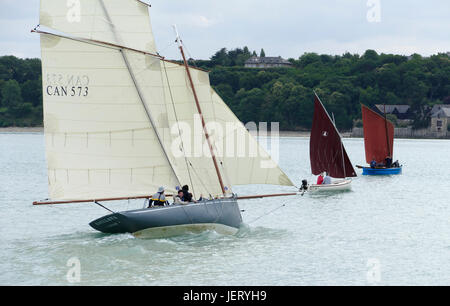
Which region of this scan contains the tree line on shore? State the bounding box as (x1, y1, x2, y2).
(0, 48, 449, 130)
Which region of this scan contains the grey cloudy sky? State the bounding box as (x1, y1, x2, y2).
(1, 0, 449, 60)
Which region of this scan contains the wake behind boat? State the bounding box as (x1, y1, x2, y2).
(300, 93, 357, 194)
(32, 0, 298, 239)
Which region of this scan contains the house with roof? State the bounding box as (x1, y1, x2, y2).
(244, 56, 292, 68)
(374, 105, 411, 120)
(430, 105, 450, 132)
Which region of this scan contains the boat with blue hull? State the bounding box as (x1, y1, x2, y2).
(362, 167, 402, 176)
(360, 104, 402, 176)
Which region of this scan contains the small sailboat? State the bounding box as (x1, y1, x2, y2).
(301, 93, 357, 193)
(359, 104, 402, 175)
(32, 0, 297, 238)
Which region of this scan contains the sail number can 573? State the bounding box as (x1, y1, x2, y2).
(45, 73, 89, 97)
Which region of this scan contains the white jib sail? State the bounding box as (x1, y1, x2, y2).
(154, 62, 294, 199)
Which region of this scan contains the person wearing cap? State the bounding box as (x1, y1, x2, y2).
(148, 186, 168, 208)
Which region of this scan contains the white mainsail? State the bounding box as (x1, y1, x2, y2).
(40, 35, 179, 200)
(38, 0, 293, 202)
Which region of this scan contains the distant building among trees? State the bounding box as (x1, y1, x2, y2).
(244, 56, 292, 68)
(374, 105, 411, 120)
(430, 105, 450, 132)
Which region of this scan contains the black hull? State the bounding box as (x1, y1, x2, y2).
(89, 198, 243, 238)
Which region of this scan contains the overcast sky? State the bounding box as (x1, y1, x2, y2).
(1, 0, 449, 60)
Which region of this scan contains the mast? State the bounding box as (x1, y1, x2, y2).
(332, 112, 347, 178)
(173, 25, 226, 195)
(383, 104, 392, 157)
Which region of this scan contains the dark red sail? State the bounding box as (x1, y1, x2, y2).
(361, 104, 394, 164)
(310, 95, 357, 178)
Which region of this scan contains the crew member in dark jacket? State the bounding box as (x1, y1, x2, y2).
(385, 156, 393, 168)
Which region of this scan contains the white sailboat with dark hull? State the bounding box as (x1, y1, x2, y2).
(33, 0, 296, 238)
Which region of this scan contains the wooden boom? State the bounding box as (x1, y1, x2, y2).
(33, 192, 298, 206)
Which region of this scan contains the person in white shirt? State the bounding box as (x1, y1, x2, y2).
(173, 190, 189, 205)
(323, 173, 332, 185)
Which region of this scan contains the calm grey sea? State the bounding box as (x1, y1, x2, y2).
(0, 133, 449, 286)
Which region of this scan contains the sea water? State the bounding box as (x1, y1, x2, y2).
(0, 133, 449, 285)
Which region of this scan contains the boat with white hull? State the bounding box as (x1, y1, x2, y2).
(301, 93, 357, 194)
(307, 179, 353, 192)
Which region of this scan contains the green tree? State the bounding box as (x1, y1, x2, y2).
(260, 49, 266, 58)
(1, 79, 23, 108)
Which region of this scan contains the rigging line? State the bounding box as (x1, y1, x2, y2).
(94, 201, 115, 214)
(180, 205, 194, 225)
(135, 0, 151, 8)
(219, 160, 232, 193)
(98, 0, 181, 187)
(158, 40, 177, 56)
(181, 40, 199, 68)
(247, 203, 287, 225)
(162, 60, 195, 197)
(211, 199, 222, 223)
(174, 25, 225, 194)
(188, 162, 212, 199)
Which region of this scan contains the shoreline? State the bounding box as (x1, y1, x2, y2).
(0, 127, 44, 133)
(0, 128, 328, 137)
(1, 127, 448, 140)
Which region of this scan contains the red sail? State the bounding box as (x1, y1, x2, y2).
(361, 104, 394, 164)
(310, 95, 357, 178)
